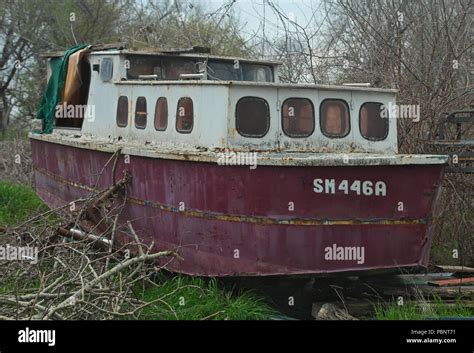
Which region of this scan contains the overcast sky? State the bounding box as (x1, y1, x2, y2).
(201, 0, 325, 39)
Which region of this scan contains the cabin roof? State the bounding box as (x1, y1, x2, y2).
(118, 50, 283, 66)
(39, 45, 282, 66)
(115, 79, 398, 93)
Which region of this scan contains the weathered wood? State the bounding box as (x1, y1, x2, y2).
(312, 303, 358, 320)
(40, 43, 126, 58)
(408, 300, 474, 308)
(428, 277, 474, 287)
(161, 46, 211, 54)
(396, 273, 454, 285)
(312, 301, 376, 319)
(378, 286, 474, 298)
(39, 51, 64, 58)
(57, 227, 112, 252)
(357, 274, 474, 298)
(90, 43, 125, 51)
(435, 265, 474, 274)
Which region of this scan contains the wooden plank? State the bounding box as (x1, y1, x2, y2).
(377, 285, 474, 299)
(39, 51, 65, 58)
(312, 301, 376, 319)
(435, 265, 474, 273)
(429, 277, 474, 287)
(311, 303, 359, 320)
(397, 273, 454, 285)
(90, 43, 125, 51)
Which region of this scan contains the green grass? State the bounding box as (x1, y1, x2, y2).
(0, 129, 29, 141)
(0, 279, 18, 295)
(136, 275, 276, 320)
(430, 242, 463, 266)
(375, 296, 474, 320)
(0, 181, 47, 226)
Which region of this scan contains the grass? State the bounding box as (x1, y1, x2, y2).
(430, 241, 463, 266)
(0, 128, 29, 141)
(0, 181, 47, 226)
(375, 296, 474, 320)
(136, 275, 276, 320)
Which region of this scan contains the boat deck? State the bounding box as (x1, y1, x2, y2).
(30, 132, 448, 167)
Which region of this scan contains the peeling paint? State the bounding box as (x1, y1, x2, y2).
(30, 133, 448, 166)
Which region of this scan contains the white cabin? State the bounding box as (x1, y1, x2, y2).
(42, 48, 399, 155)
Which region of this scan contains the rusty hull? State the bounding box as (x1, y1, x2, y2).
(30, 138, 445, 277)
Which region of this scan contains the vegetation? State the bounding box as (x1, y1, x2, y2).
(375, 296, 474, 320)
(0, 181, 47, 225)
(137, 275, 275, 320)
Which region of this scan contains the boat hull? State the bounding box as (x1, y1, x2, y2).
(30, 138, 445, 276)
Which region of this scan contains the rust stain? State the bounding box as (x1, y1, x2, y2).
(35, 165, 426, 227)
(129, 94, 133, 127)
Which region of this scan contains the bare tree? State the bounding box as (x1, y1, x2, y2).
(121, 0, 248, 56)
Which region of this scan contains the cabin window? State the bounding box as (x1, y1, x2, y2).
(126, 56, 163, 80)
(162, 58, 196, 80)
(176, 98, 193, 133)
(207, 61, 242, 80)
(242, 64, 273, 82)
(236, 97, 270, 137)
(126, 56, 198, 80)
(116, 96, 128, 127)
(360, 102, 388, 140)
(320, 99, 350, 138)
(154, 97, 168, 131)
(100, 58, 113, 81)
(135, 97, 147, 129)
(282, 98, 314, 137)
(207, 61, 274, 82)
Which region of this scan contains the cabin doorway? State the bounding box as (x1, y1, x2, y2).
(55, 49, 91, 129)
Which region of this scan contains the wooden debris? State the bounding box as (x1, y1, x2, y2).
(57, 227, 113, 251)
(312, 303, 358, 320)
(312, 301, 376, 319)
(428, 277, 474, 287)
(435, 265, 474, 274)
(309, 274, 474, 320)
(378, 285, 474, 298)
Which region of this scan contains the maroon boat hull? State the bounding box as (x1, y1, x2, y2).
(31, 139, 444, 276)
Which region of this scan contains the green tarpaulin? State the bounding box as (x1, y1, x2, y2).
(36, 44, 89, 133)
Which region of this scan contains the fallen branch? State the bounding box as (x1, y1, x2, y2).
(40, 250, 177, 320)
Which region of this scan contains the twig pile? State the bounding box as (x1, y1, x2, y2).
(0, 172, 179, 320)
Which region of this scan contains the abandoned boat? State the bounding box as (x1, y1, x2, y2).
(30, 45, 448, 276)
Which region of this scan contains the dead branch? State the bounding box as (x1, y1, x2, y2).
(0, 164, 180, 321)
